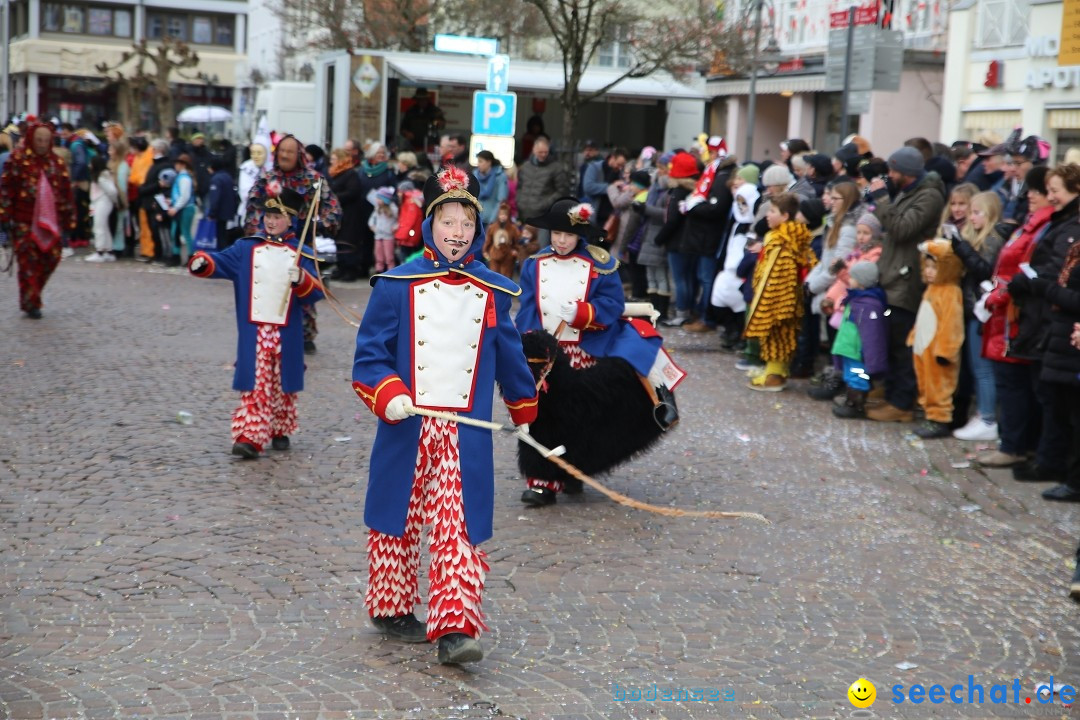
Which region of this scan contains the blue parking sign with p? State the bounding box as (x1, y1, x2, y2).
(472, 92, 516, 137)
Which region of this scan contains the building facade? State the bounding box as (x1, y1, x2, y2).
(708, 0, 948, 162)
(2, 0, 248, 130)
(941, 0, 1080, 162)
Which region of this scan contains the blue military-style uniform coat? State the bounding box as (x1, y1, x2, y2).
(516, 239, 662, 377)
(352, 216, 538, 545)
(190, 232, 324, 394)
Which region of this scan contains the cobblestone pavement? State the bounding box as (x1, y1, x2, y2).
(2, 253, 1079, 720)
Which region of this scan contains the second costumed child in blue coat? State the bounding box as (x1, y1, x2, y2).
(188, 187, 324, 458)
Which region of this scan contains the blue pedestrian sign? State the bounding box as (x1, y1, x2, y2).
(487, 55, 510, 92)
(471, 91, 517, 137)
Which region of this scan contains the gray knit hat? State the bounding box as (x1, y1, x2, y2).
(856, 212, 883, 241)
(761, 164, 794, 187)
(849, 261, 879, 288)
(887, 147, 925, 177)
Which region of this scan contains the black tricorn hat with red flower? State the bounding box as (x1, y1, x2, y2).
(423, 165, 483, 217)
(523, 196, 606, 239)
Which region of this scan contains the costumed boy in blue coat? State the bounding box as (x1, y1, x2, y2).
(515, 197, 686, 506)
(188, 187, 324, 458)
(352, 166, 538, 665)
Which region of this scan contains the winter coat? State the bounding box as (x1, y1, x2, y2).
(789, 177, 817, 200)
(805, 210, 858, 314)
(637, 181, 671, 268)
(982, 206, 1053, 364)
(1008, 196, 1080, 360)
(90, 170, 118, 216)
(871, 171, 946, 313)
(679, 156, 736, 257)
(475, 165, 508, 225)
(206, 169, 239, 222)
(367, 203, 398, 241)
(737, 250, 759, 305)
(607, 182, 640, 258)
(1039, 241, 1080, 386)
(712, 183, 761, 311)
(328, 167, 363, 252)
(653, 178, 697, 254)
(952, 228, 1005, 320)
(831, 285, 889, 374)
(825, 245, 883, 311)
(517, 155, 567, 220)
(394, 190, 424, 248)
(581, 157, 620, 226)
(356, 162, 397, 237)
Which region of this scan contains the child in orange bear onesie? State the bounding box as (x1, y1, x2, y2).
(909, 239, 964, 439)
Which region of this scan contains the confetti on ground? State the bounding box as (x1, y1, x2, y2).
(919, 468, 929, 476)
(166, 515, 180, 521)
(951, 461, 971, 469)
(895, 661, 919, 670)
(334, 436, 352, 442)
(960, 504, 981, 513)
(737, 434, 751, 442)
(162, 305, 170, 310)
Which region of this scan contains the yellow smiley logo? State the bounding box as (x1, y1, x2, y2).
(848, 678, 876, 708)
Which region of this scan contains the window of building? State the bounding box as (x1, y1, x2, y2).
(192, 16, 212, 43)
(146, 11, 234, 44)
(215, 17, 233, 46)
(9, 1, 30, 36)
(42, 3, 132, 36)
(87, 7, 111, 34)
(976, 0, 1029, 48)
(597, 25, 631, 68)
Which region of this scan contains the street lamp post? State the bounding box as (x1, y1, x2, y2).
(745, 0, 782, 163)
(744, 0, 764, 164)
(839, 4, 856, 142)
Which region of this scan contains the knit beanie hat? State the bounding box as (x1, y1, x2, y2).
(668, 151, 700, 179)
(798, 197, 826, 231)
(375, 186, 395, 204)
(761, 164, 794, 187)
(629, 169, 652, 188)
(856, 212, 883, 241)
(888, 147, 925, 176)
(849, 261, 879, 288)
(737, 164, 760, 186)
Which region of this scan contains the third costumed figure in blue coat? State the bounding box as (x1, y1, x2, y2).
(515, 197, 686, 506)
(352, 166, 538, 665)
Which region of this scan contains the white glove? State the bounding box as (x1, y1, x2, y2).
(558, 300, 578, 322)
(516, 423, 530, 436)
(189, 255, 208, 273)
(384, 394, 412, 422)
(288, 266, 301, 285)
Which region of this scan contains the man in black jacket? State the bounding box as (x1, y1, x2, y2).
(138, 139, 173, 261)
(680, 153, 736, 332)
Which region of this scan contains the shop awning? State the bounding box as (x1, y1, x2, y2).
(383, 52, 706, 101)
(962, 110, 1022, 130)
(1048, 108, 1080, 129)
(704, 73, 827, 96)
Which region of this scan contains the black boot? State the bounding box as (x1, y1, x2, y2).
(653, 294, 670, 324)
(231, 441, 259, 459)
(437, 632, 483, 664)
(271, 435, 290, 451)
(521, 487, 557, 506)
(654, 385, 679, 430)
(832, 388, 867, 419)
(371, 613, 428, 643)
(810, 373, 845, 401)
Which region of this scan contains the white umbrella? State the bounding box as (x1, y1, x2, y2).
(177, 105, 232, 123)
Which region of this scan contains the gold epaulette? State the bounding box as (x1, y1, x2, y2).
(586, 245, 619, 274)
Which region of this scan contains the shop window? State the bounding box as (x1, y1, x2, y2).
(976, 0, 1028, 48)
(147, 11, 233, 44)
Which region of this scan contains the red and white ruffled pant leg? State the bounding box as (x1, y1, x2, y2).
(526, 344, 597, 493)
(366, 416, 488, 642)
(231, 325, 297, 452)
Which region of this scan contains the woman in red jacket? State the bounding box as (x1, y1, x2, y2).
(976, 166, 1053, 467)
